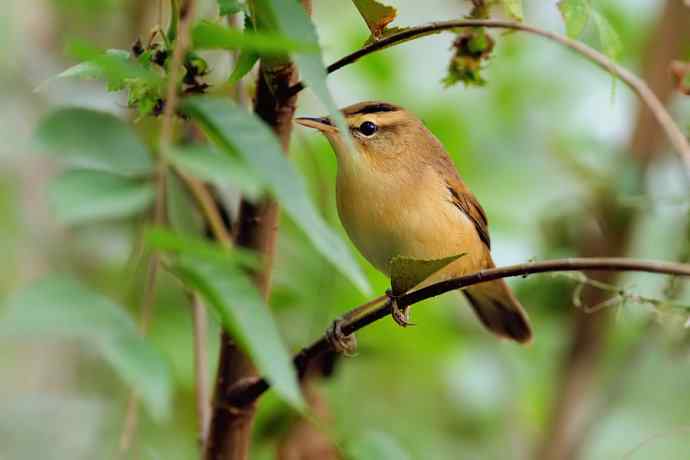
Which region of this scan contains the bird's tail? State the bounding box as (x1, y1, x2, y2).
(463, 277, 532, 344)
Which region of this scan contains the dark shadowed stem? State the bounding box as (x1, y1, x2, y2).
(204, 3, 310, 458)
(222, 257, 690, 406)
(286, 19, 690, 173)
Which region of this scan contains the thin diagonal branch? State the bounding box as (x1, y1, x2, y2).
(222, 257, 690, 406)
(286, 19, 690, 173)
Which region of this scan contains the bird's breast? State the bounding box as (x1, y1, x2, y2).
(336, 162, 484, 276)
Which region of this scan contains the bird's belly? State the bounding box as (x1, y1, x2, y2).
(337, 172, 484, 277)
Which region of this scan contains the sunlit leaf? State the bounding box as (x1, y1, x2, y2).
(49, 169, 155, 225)
(389, 254, 464, 296)
(1, 276, 172, 420)
(228, 50, 259, 84)
(145, 226, 259, 269)
(166, 144, 264, 201)
(592, 10, 622, 60)
(345, 431, 411, 460)
(34, 108, 153, 176)
(172, 255, 304, 410)
(557, 0, 591, 38)
(500, 0, 524, 21)
(183, 97, 370, 295)
(351, 0, 397, 39)
(257, 0, 355, 152)
(192, 21, 318, 54)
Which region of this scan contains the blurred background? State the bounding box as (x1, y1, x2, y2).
(2, 0, 690, 459)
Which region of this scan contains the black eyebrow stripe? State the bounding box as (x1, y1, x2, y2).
(351, 103, 400, 115)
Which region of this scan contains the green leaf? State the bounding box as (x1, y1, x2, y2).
(192, 21, 317, 54)
(258, 0, 355, 152)
(49, 170, 155, 225)
(1, 276, 172, 420)
(228, 50, 259, 84)
(218, 0, 244, 16)
(501, 0, 524, 21)
(66, 41, 163, 91)
(165, 144, 264, 200)
(183, 97, 370, 295)
(351, 0, 397, 39)
(172, 255, 304, 410)
(166, 171, 205, 236)
(389, 253, 465, 296)
(145, 226, 259, 270)
(557, 0, 591, 38)
(345, 432, 411, 460)
(592, 10, 622, 60)
(34, 107, 154, 176)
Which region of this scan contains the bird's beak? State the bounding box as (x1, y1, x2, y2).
(295, 116, 338, 134)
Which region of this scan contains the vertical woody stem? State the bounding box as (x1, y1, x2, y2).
(204, 4, 310, 459)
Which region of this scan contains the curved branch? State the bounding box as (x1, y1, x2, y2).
(222, 257, 690, 406)
(287, 19, 690, 174)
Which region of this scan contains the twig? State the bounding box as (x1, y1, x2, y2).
(175, 170, 233, 247)
(192, 292, 211, 449)
(118, 0, 198, 454)
(221, 257, 690, 407)
(286, 19, 690, 174)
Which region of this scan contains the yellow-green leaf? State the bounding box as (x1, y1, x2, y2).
(592, 10, 622, 60)
(501, 0, 524, 22)
(389, 254, 465, 296)
(352, 0, 397, 39)
(557, 0, 591, 38)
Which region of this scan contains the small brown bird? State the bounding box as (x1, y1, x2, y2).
(296, 101, 531, 343)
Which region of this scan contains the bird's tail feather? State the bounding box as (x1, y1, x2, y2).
(463, 279, 532, 344)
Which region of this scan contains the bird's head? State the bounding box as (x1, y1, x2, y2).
(296, 101, 430, 173)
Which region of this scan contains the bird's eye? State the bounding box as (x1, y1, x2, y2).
(358, 121, 378, 137)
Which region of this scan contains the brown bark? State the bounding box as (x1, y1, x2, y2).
(535, 3, 690, 459)
(204, 4, 312, 459)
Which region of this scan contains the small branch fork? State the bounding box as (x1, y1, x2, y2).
(286, 19, 690, 174)
(218, 257, 690, 407)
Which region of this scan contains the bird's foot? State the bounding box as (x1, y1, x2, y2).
(326, 317, 357, 356)
(387, 290, 414, 327)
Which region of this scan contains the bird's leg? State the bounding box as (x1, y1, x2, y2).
(387, 289, 414, 327)
(325, 294, 388, 355)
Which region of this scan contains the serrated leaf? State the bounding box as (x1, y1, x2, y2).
(172, 255, 304, 410)
(258, 0, 355, 152)
(229, 50, 259, 84)
(34, 108, 153, 176)
(1, 276, 172, 420)
(557, 0, 591, 38)
(183, 97, 370, 295)
(389, 253, 465, 296)
(145, 226, 259, 270)
(592, 10, 622, 60)
(165, 144, 264, 200)
(192, 21, 318, 54)
(49, 169, 155, 225)
(501, 0, 524, 21)
(218, 0, 244, 16)
(352, 0, 397, 39)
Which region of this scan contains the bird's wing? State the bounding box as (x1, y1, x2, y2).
(446, 181, 491, 249)
(425, 137, 491, 250)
